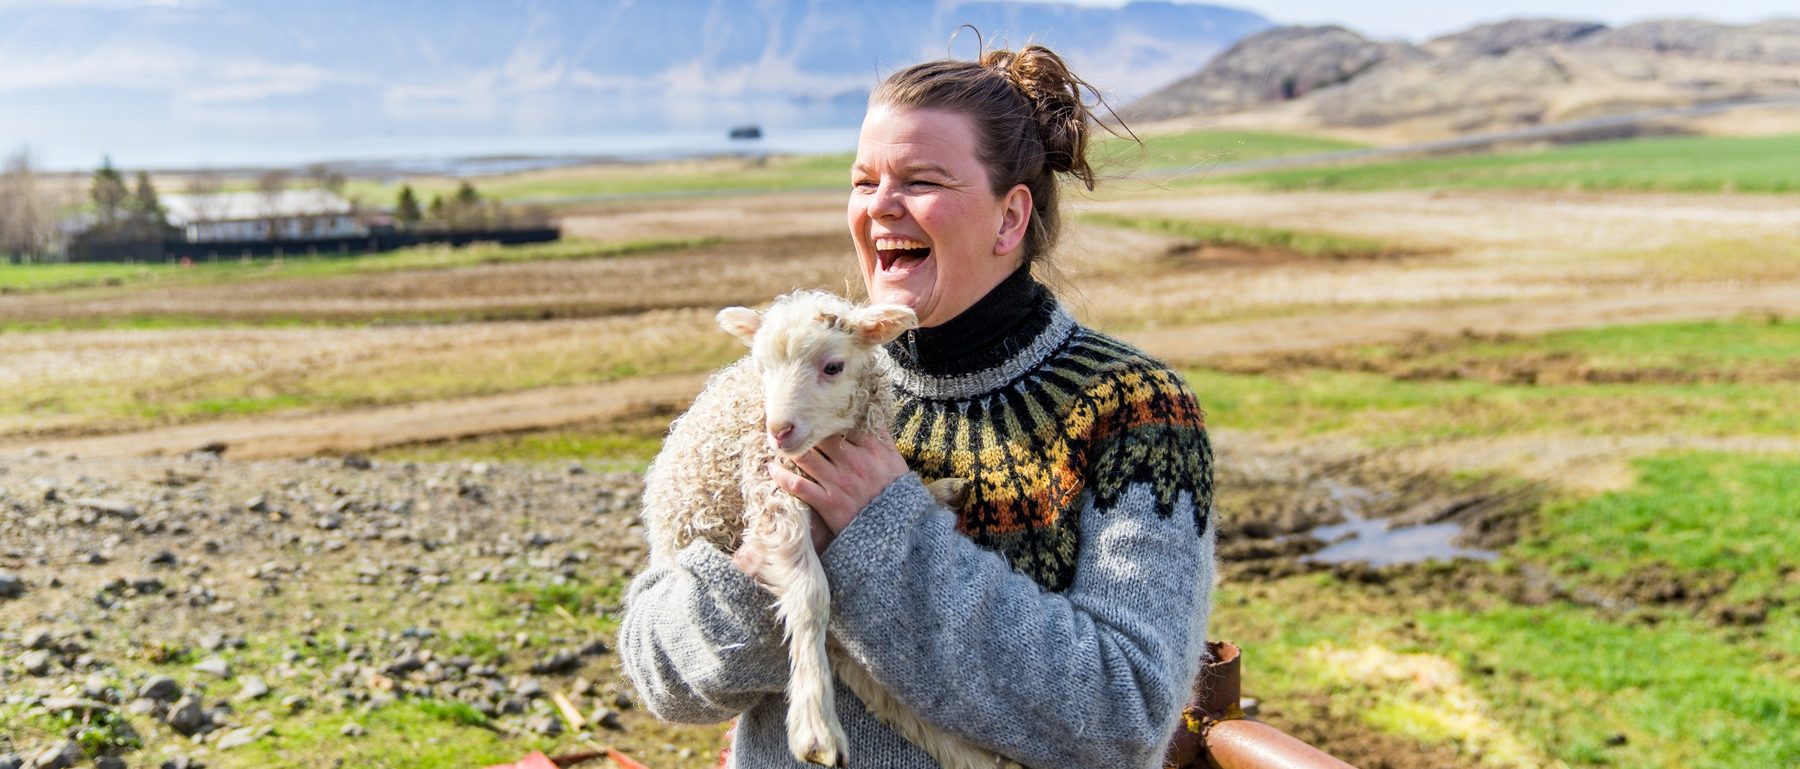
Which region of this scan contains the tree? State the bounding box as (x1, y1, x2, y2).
(91, 156, 129, 229)
(184, 169, 225, 241)
(395, 185, 422, 225)
(427, 194, 446, 224)
(306, 163, 347, 196)
(129, 171, 168, 238)
(0, 148, 52, 262)
(257, 169, 291, 239)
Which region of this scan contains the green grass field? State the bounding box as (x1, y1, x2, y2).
(0, 237, 714, 295)
(1184, 317, 1800, 445)
(1082, 212, 1409, 260)
(1208, 132, 1800, 193)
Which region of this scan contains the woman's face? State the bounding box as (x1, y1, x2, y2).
(848, 104, 1029, 328)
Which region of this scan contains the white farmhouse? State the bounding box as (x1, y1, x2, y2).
(162, 189, 363, 243)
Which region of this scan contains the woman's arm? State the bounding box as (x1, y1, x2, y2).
(615, 541, 791, 723)
(818, 473, 1214, 769)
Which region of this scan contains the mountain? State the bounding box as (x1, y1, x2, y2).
(0, 0, 1269, 168)
(1126, 17, 1800, 136)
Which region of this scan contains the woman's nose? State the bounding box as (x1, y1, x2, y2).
(869, 181, 904, 219)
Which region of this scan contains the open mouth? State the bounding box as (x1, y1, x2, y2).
(874, 236, 931, 271)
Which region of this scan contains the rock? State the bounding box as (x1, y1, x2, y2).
(0, 572, 24, 599)
(94, 758, 126, 769)
(165, 696, 208, 735)
(126, 698, 159, 716)
(72, 497, 139, 520)
(215, 727, 259, 750)
(382, 653, 425, 677)
(23, 628, 54, 650)
(40, 698, 111, 716)
(193, 656, 232, 679)
(577, 639, 611, 657)
(138, 675, 181, 701)
(339, 723, 367, 737)
(82, 673, 111, 699)
(145, 550, 178, 568)
(316, 516, 341, 531)
(20, 649, 53, 676)
(511, 679, 544, 699)
(244, 495, 269, 512)
(524, 713, 563, 736)
(280, 695, 309, 713)
(159, 757, 199, 769)
(197, 631, 226, 652)
(530, 651, 581, 675)
(22, 741, 80, 769)
(0, 753, 19, 769)
(342, 454, 372, 470)
(592, 708, 624, 731)
(236, 676, 270, 701)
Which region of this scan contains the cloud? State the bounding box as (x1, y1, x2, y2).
(0, 40, 339, 103)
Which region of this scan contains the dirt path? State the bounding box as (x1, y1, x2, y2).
(9, 280, 1792, 460)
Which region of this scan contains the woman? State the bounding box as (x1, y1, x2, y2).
(619, 44, 1216, 769)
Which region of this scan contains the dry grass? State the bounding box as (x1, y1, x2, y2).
(0, 310, 741, 439)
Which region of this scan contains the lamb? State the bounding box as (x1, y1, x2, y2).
(637, 289, 1004, 769)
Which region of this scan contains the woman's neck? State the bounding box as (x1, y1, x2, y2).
(886, 264, 1056, 378)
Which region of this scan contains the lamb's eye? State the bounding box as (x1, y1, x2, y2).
(822, 361, 845, 376)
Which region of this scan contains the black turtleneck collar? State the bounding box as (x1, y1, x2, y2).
(885, 264, 1058, 378)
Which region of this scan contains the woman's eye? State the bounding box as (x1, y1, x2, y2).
(822, 361, 845, 376)
(853, 180, 877, 190)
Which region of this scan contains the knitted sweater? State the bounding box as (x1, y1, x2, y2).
(618, 267, 1217, 769)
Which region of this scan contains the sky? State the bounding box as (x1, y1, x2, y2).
(1055, 0, 1796, 41)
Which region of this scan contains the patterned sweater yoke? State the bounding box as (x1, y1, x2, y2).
(881, 266, 1214, 591)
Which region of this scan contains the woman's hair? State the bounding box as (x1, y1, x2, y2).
(871, 44, 1109, 267)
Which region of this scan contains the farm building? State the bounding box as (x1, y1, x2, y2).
(162, 189, 363, 243)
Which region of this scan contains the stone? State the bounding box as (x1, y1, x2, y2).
(592, 708, 624, 731)
(236, 677, 270, 701)
(159, 757, 198, 769)
(529, 651, 581, 675)
(342, 454, 372, 470)
(244, 495, 269, 513)
(339, 723, 367, 737)
(197, 631, 226, 652)
(215, 727, 258, 750)
(511, 678, 543, 699)
(193, 656, 232, 679)
(145, 550, 178, 567)
(22, 628, 53, 650)
(94, 758, 126, 769)
(72, 498, 139, 520)
(0, 753, 19, 769)
(524, 713, 563, 736)
(22, 741, 80, 769)
(138, 675, 181, 701)
(577, 638, 610, 657)
(0, 572, 24, 599)
(20, 649, 53, 676)
(165, 696, 207, 735)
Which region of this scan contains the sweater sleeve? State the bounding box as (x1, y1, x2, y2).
(820, 470, 1215, 769)
(616, 540, 791, 724)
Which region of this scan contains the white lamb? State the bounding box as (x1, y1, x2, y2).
(638, 290, 1004, 769)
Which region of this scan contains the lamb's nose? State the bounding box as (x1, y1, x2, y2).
(768, 422, 795, 445)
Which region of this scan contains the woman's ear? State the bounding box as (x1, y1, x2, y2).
(994, 183, 1032, 256)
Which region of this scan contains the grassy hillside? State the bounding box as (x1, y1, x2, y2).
(1208, 133, 1800, 193)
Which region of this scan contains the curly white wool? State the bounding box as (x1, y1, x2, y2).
(637, 290, 1002, 769)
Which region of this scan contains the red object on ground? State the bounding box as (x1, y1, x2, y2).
(483, 752, 559, 769)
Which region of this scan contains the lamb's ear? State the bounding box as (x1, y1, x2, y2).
(716, 307, 762, 345)
(850, 304, 917, 346)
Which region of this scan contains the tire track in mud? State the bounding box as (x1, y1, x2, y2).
(6, 281, 1795, 459)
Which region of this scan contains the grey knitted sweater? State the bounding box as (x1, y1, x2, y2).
(619, 272, 1216, 769)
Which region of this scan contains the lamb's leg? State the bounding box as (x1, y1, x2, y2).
(830, 646, 1016, 769)
(749, 497, 848, 767)
(925, 477, 971, 509)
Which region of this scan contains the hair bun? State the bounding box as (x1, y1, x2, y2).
(981, 45, 1097, 190)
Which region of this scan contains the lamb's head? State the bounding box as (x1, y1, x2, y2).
(717, 291, 916, 457)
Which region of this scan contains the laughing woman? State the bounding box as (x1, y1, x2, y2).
(619, 44, 1216, 769)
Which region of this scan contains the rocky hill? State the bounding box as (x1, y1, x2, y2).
(1127, 17, 1800, 136)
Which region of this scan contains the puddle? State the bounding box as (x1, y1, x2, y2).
(1302, 479, 1498, 566)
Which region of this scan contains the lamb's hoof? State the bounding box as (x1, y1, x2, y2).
(790, 718, 849, 767)
(926, 477, 971, 509)
(801, 746, 847, 767)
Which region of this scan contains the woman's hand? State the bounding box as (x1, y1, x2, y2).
(769, 430, 908, 552)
